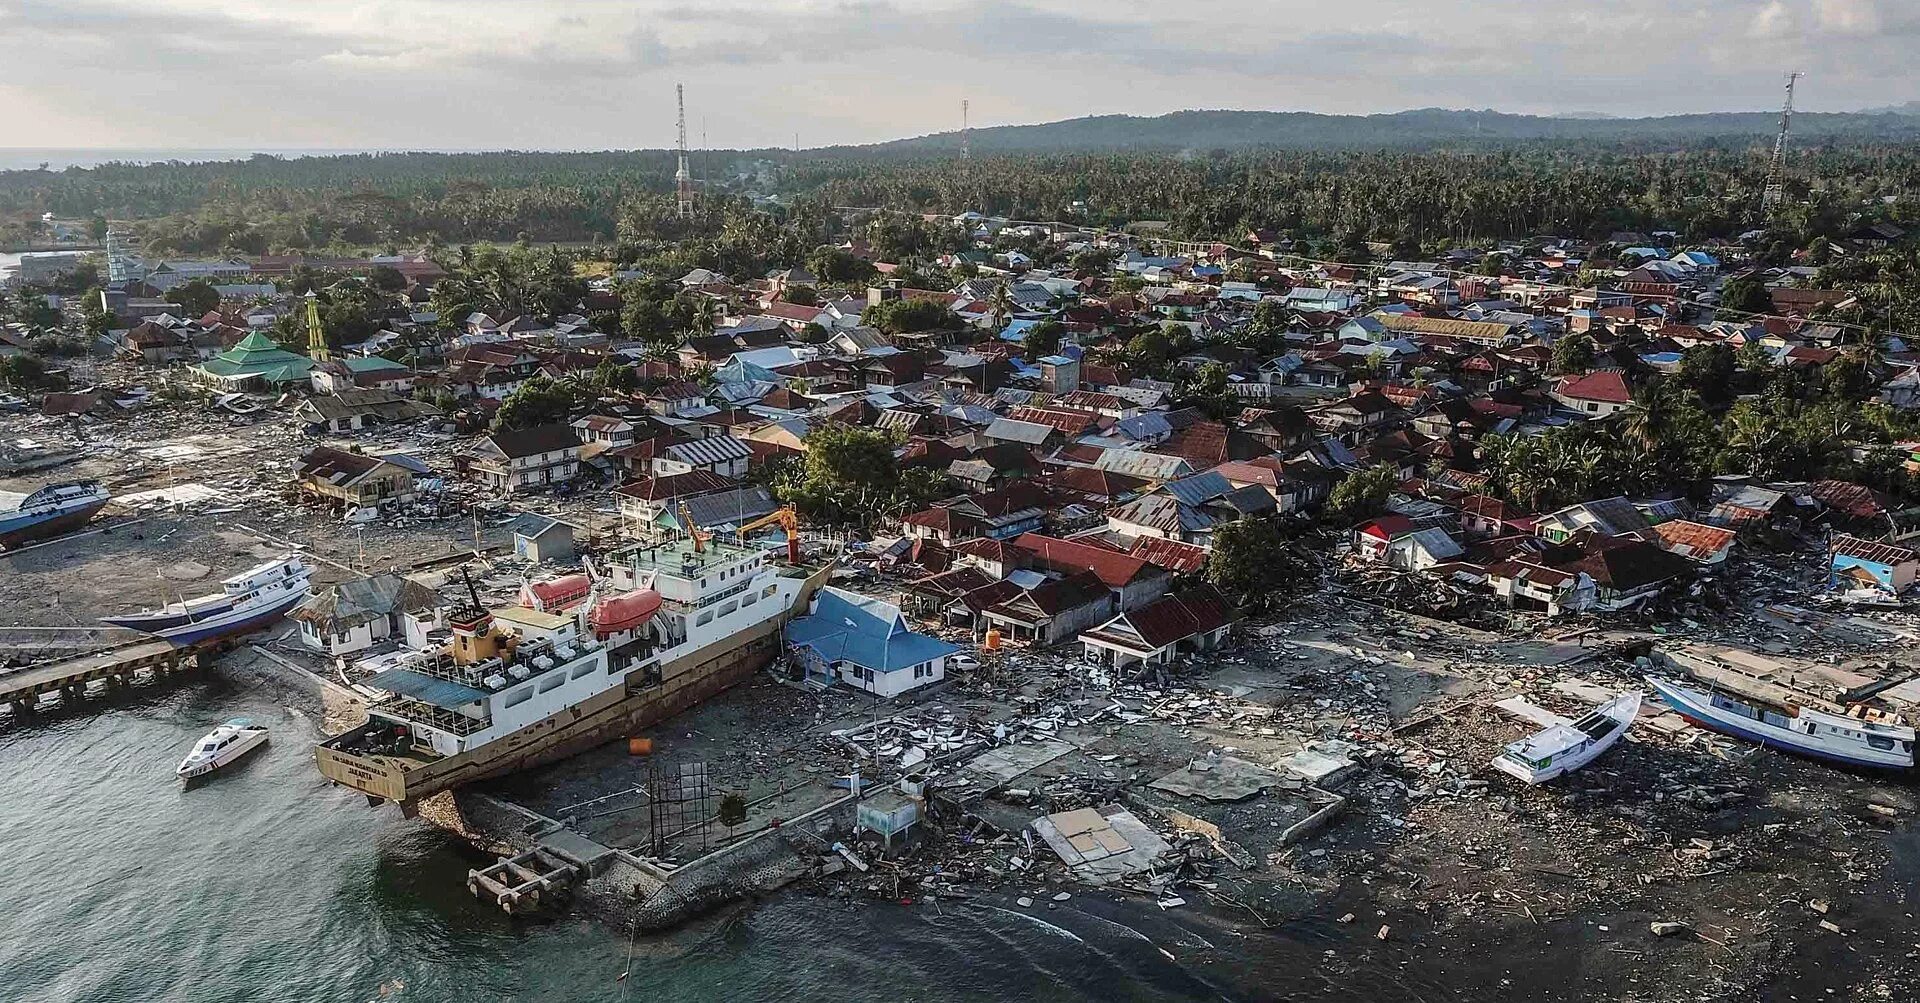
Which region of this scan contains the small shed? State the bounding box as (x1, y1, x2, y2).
(510, 515, 576, 563)
(855, 791, 922, 850)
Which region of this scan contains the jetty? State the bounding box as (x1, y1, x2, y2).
(0, 639, 201, 716)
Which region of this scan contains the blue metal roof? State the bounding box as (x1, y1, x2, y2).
(785, 587, 959, 673)
(1162, 471, 1234, 506)
(367, 667, 489, 709)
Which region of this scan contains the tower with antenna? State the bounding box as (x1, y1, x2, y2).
(675, 83, 694, 220)
(1760, 71, 1802, 220)
(961, 99, 970, 160)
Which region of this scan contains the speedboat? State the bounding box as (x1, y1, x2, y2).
(177, 718, 270, 781)
(1492, 691, 1641, 784)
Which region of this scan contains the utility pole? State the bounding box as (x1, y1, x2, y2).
(960, 99, 971, 160)
(1760, 71, 1802, 221)
(675, 84, 694, 220)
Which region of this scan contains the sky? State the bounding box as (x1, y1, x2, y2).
(1, 0, 1916, 151)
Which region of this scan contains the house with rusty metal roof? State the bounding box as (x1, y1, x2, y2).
(1829, 534, 1919, 595)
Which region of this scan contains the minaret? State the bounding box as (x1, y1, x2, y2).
(304, 291, 331, 361)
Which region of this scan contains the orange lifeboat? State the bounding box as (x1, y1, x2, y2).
(520, 573, 591, 612)
(589, 589, 663, 638)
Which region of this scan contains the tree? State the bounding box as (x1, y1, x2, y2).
(1177, 361, 1240, 420)
(618, 278, 687, 344)
(776, 423, 935, 525)
(368, 265, 408, 293)
(1719, 276, 1773, 315)
(1022, 319, 1063, 359)
(1674, 343, 1736, 404)
(1125, 326, 1177, 374)
(1071, 247, 1117, 273)
(783, 285, 820, 307)
(0, 353, 59, 390)
(491, 375, 577, 430)
(1205, 518, 1318, 612)
(165, 278, 221, 318)
(865, 298, 950, 335)
(1736, 339, 1774, 373)
(1326, 463, 1398, 523)
(806, 245, 875, 285)
(1550, 333, 1595, 375)
(717, 792, 748, 827)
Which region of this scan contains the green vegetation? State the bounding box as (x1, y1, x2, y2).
(1326, 463, 1400, 523)
(766, 423, 948, 526)
(1205, 518, 1319, 611)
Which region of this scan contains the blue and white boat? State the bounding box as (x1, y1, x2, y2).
(0, 481, 111, 549)
(1647, 675, 1916, 770)
(103, 555, 313, 646)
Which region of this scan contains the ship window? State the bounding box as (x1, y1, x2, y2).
(697, 611, 714, 627)
(503, 687, 532, 708)
(763, 585, 777, 599)
(572, 661, 597, 680)
(538, 674, 567, 694)
(1869, 736, 1895, 751)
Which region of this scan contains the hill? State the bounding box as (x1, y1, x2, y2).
(836, 107, 1920, 155)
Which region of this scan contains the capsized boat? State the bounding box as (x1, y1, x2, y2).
(103, 554, 313, 646)
(1647, 675, 1915, 770)
(1492, 691, 1641, 784)
(0, 481, 111, 549)
(178, 718, 270, 780)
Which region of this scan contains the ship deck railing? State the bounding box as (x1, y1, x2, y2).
(374, 695, 489, 737)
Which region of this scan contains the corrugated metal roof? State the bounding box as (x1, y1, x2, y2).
(367, 667, 489, 709)
(1161, 471, 1234, 506)
(665, 435, 753, 467)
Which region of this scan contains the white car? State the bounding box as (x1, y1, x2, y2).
(949, 653, 981, 671)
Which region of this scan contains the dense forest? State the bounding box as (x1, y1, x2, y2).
(2, 123, 1916, 262)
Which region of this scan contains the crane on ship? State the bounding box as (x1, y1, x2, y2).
(677, 502, 713, 554)
(735, 505, 803, 566)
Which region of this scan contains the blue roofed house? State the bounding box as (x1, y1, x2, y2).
(784, 587, 960, 697)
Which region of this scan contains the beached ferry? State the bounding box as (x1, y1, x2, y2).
(102, 555, 312, 646)
(316, 535, 829, 812)
(1647, 675, 1916, 770)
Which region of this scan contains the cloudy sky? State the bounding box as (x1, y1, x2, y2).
(1, 0, 1915, 151)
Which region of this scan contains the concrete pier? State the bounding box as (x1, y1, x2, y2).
(0, 640, 200, 718)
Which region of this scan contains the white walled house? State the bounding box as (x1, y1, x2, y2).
(290, 573, 448, 658)
(784, 587, 960, 698)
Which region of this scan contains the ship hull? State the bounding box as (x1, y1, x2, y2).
(138, 589, 308, 648)
(320, 617, 786, 810)
(318, 566, 833, 810)
(0, 499, 110, 549)
(1648, 677, 1912, 770)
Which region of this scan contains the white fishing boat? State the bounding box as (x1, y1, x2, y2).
(1647, 675, 1915, 770)
(178, 718, 270, 781)
(1491, 691, 1641, 784)
(102, 554, 312, 646)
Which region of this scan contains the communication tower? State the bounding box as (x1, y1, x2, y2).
(1760, 71, 1802, 219)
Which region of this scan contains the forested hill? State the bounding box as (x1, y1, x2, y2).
(836, 108, 1920, 155)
